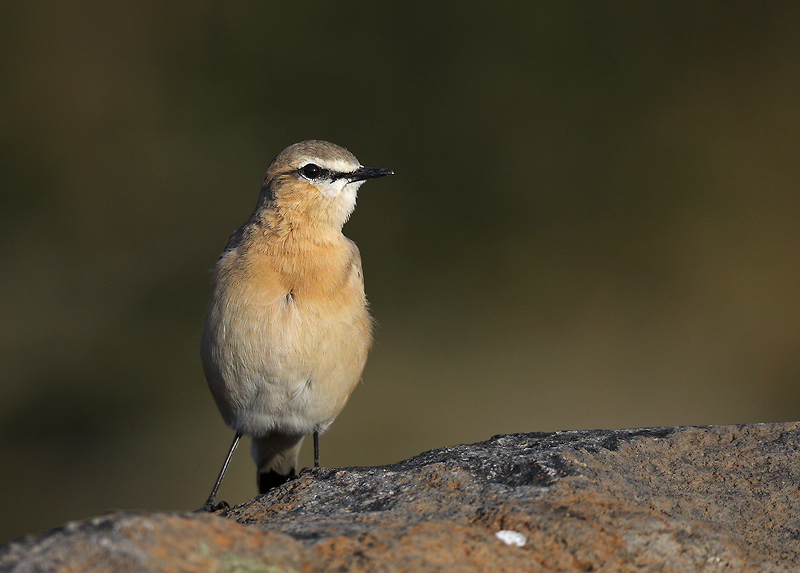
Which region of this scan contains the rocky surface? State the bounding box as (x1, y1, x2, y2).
(2, 423, 800, 572)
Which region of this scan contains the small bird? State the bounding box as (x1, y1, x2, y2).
(200, 140, 392, 511)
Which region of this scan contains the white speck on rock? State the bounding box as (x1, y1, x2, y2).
(495, 529, 527, 547)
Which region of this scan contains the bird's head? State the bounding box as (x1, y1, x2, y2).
(262, 140, 393, 229)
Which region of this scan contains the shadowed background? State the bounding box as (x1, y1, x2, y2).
(2, 2, 800, 543)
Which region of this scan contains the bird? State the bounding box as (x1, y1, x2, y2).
(199, 140, 392, 511)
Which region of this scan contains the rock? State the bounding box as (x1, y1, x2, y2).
(2, 423, 799, 572)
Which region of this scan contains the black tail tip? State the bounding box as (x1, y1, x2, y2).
(258, 468, 296, 494)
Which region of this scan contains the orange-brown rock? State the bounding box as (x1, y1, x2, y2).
(2, 423, 799, 571)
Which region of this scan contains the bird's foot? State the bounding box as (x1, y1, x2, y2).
(199, 498, 230, 512)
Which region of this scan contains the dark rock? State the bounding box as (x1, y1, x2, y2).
(2, 423, 799, 572)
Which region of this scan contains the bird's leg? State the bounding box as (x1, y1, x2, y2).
(313, 430, 320, 468)
(201, 432, 241, 512)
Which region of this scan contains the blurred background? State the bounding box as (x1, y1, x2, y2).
(2, 1, 800, 543)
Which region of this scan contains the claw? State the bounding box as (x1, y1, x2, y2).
(200, 499, 230, 512)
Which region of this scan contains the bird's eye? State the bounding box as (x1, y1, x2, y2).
(300, 164, 322, 179)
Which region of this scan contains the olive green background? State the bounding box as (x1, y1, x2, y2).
(2, 2, 800, 543)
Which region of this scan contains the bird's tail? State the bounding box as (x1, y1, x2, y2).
(251, 432, 305, 494)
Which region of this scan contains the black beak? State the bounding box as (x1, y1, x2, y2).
(347, 166, 394, 182)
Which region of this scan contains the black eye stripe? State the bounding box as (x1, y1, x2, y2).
(297, 164, 357, 182)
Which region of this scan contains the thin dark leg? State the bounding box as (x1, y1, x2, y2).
(313, 430, 320, 468)
(201, 432, 241, 512)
